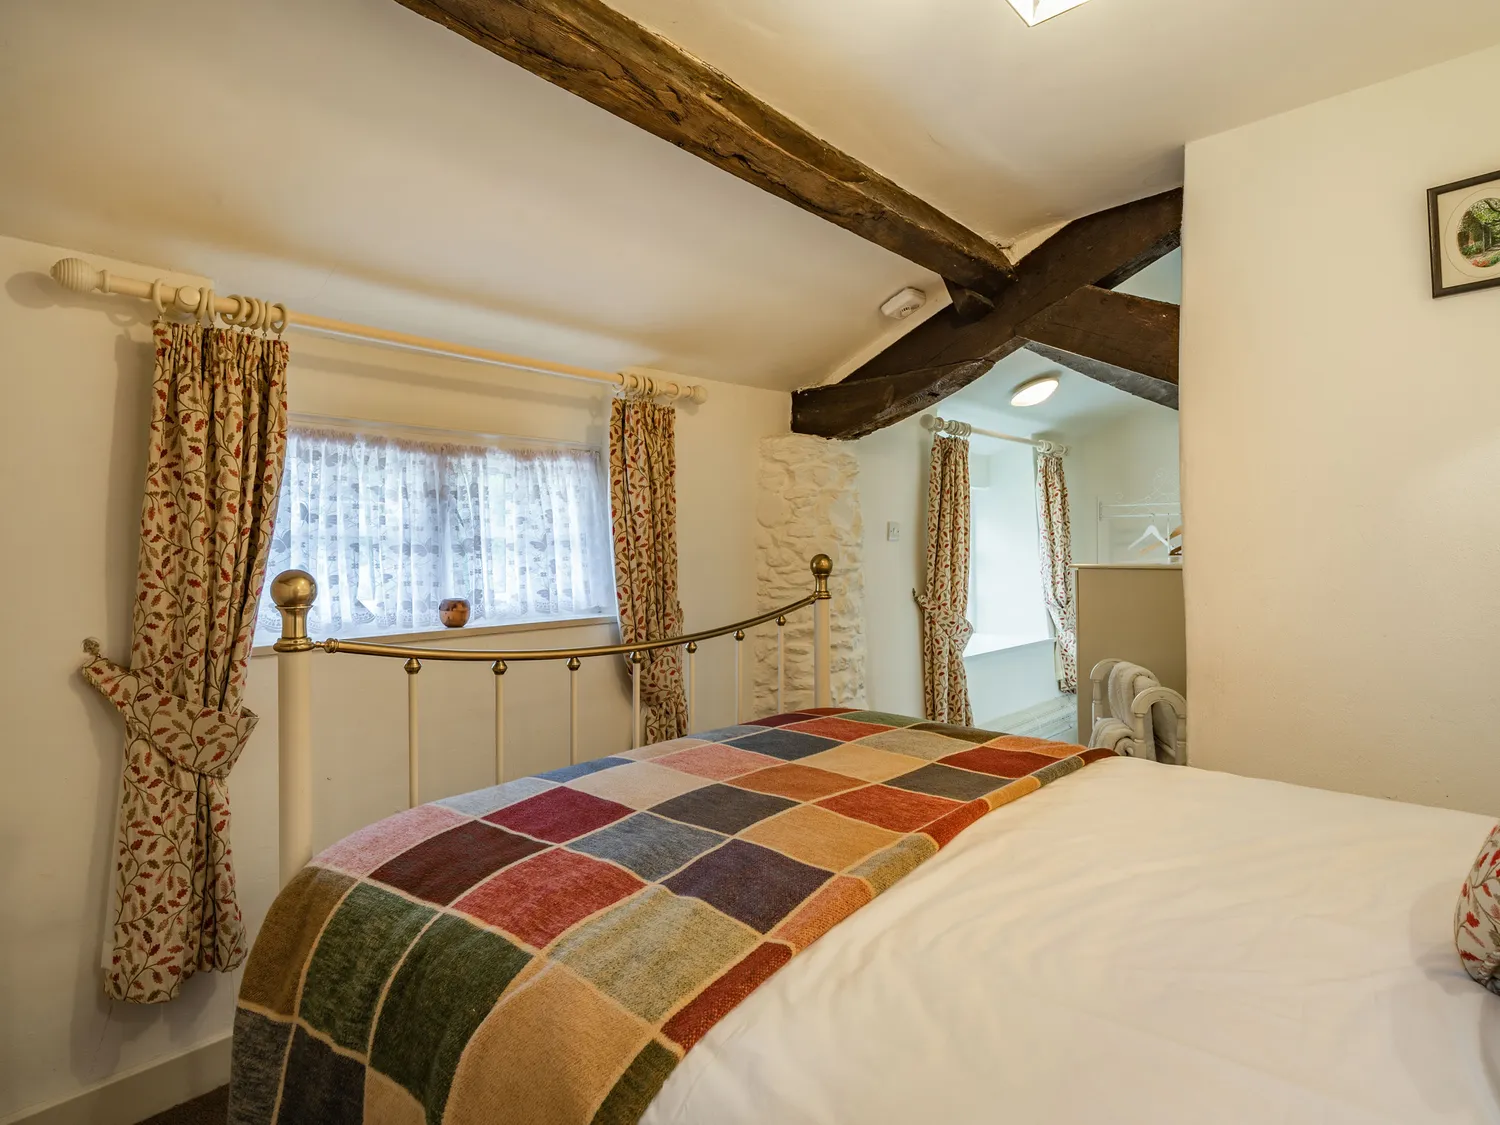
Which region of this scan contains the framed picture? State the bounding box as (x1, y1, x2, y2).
(1429, 170, 1500, 298)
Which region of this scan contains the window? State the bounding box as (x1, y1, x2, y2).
(254, 423, 614, 645)
(966, 445, 1054, 657)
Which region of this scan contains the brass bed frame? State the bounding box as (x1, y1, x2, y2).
(267, 553, 835, 883)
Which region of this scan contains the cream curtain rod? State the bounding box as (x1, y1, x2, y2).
(920, 414, 1067, 455)
(49, 258, 707, 404)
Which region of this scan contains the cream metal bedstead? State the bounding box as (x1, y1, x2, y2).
(267, 553, 836, 884)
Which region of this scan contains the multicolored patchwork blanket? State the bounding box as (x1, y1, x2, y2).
(230, 708, 1112, 1125)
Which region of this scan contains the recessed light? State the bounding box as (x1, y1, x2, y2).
(1011, 375, 1059, 407)
(1004, 0, 1095, 26)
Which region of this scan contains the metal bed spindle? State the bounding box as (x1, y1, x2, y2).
(733, 629, 745, 724)
(271, 553, 835, 884)
(777, 614, 786, 714)
(404, 658, 421, 807)
(492, 659, 506, 783)
(567, 656, 581, 764)
(629, 651, 643, 750)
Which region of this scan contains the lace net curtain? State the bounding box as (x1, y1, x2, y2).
(255, 427, 614, 643)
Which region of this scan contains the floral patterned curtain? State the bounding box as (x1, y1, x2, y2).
(1036, 444, 1078, 693)
(83, 321, 288, 1003)
(916, 434, 973, 724)
(608, 396, 688, 742)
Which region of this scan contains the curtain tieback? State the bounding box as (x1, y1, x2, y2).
(81, 652, 258, 779)
(913, 598, 974, 645)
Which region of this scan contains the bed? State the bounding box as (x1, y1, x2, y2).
(641, 754, 1500, 1124)
(237, 558, 1500, 1123)
(230, 709, 1499, 1124)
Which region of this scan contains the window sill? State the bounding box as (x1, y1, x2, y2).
(964, 633, 1053, 659)
(251, 614, 616, 658)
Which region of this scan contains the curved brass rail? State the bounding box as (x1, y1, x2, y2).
(321, 594, 818, 662)
(272, 553, 833, 661)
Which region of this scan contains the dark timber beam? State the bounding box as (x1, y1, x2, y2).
(1018, 287, 1179, 408)
(792, 189, 1183, 439)
(395, 0, 1016, 295)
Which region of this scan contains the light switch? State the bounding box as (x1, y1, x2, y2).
(886, 522, 901, 542)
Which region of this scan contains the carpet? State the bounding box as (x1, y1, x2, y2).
(136, 1086, 226, 1125)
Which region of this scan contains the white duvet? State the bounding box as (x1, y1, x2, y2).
(643, 757, 1500, 1124)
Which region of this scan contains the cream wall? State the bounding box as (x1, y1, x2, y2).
(0, 234, 788, 1123)
(1181, 42, 1500, 814)
(855, 416, 929, 717)
(966, 641, 1062, 729)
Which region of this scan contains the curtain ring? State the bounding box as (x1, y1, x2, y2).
(226, 294, 251, 329)
(268, 302, 288, 335)
(198, 287, 216, 326)
(149, 279, 165, 316)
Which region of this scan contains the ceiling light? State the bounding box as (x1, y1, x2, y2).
(1003, 0, 1095, 26)
(1011, 375, 1059, 407)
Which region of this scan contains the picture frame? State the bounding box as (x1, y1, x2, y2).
(1428, 170, 1500, 298)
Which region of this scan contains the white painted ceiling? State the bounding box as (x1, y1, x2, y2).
(943, 344, 1166, 440)
(612, 0, 1500, 242)
(0, 1, 1494, 394)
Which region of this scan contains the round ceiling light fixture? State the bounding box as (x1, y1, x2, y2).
(1010, 374, 1060, 407)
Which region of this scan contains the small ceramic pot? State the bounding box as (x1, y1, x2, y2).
(438, 598, 471, 628)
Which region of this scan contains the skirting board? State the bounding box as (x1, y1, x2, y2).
(4, 1035, 230, 1125)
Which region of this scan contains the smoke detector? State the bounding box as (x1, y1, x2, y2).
(880, 287, 927, 321)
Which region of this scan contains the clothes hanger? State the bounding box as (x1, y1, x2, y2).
(1128, 523, 1172, 552)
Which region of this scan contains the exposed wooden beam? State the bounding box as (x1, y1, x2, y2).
(792, 189, 1183, 439)
(788, 342, 1029, 441)
(395, 0, 1016, 295)
(836, 189, 1182, 385)
(1018, 286, 1179, 408)
(1026, 342, 1178, 409)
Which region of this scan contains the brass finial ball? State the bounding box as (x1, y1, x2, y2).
(811, 554, 833, 578)
(270, 569, 317, 609)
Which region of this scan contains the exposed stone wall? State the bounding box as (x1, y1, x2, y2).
(753, 434, 866, 715)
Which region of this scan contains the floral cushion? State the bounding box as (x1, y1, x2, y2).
(1455, 823, 1500, 993)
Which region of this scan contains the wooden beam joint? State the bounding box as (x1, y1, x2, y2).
(792, 189, 1184, 438)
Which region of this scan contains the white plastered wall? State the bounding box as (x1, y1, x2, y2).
(1181, 43, 1500, 814)
(0, 233, 788, 1123)
(853, 416, 930, 718)
(752, 434, 867, 715)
